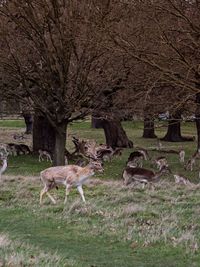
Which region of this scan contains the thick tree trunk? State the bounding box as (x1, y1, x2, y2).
(22, 113, 33, 134)
(195, 93, 200, 149)
(100, 119, 133, 148)
(32, 114, 56, 154)
(142, 117, 157, 138)
(53, 123, 67, 166)
(162, 111, 193, 142)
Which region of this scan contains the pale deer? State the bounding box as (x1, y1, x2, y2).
(38, 149, 52, 163)
(123, 166, 170, 187)
(153, 156, 168, 170)
(174, 174, 192, 186)
(179, 149, 185, 163)
(0, 156, 8, 180)
(157, 138, 162, 150)
(40, 160, 104, 204)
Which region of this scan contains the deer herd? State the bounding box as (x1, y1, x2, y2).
(0, 136, 200, 205)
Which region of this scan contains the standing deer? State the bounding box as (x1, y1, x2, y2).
(40, 160, 103, 204)
(0, 156, 8, 179)
(38, 149, 52, 163)
(184, 149, 200, 171)
(179, 148, 185, 163)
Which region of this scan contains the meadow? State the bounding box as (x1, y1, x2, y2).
(0, 119, 200, 267)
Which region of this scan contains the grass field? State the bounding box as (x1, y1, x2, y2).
(0, 120, 200, 266)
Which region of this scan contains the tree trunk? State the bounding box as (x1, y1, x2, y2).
(142, 117, 157, 138)
(91, 116, 103, 129)
(22, 113, 33, 134)
(100, 119, 133, 148)
(195, 93, 200, 149)
(32, 114, 56, 154)
(53, 123, 67, 166)
(162, 111, 193, 142)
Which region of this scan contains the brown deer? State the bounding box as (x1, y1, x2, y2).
(123, 166, 170, 187)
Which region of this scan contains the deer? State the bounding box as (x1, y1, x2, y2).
(39, 160, 104, 205)
(156, 138, 163, 150)
(174, 174, 193, 186)
(123, 165, 171, 187)
(0, 150, 8, 180)
(179, 148, 185, 163)
(38, 149, 52, 163)
(96, 147, 113, 162)
(126, 151, 145, 168)
(153, 156, 168, 170)
(184, 150, 200, 171)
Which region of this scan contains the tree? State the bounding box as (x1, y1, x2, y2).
(0, 0, 123, 165)
(111, 0, 200, 146)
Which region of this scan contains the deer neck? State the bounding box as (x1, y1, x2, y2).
(0, 159, 7, 174)
(153, 169, 165, 181)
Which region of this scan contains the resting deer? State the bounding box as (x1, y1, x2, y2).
(174, 174, 192, 186)
(38, 149, 52, 163)
(123, 165, 170, 187)
(40, 160, 103, 204)
(126, 151, 145, 168)
(153, 156, 168, 170)
(97, 147, 113, 161)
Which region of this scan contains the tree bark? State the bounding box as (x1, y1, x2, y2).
(100, 119, 133, 148)
(32, 114, 56, 154)
(162, 111, 193, 142)
(22, 113, 33, 134)
(142, 117, 157, 138)
(195, 93, 200, 149)
(53, 123, 67, 166)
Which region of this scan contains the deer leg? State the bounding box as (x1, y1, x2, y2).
(46, 192, 56, 204)
(77, 185, 86, 202)
(40, 187, 47, 204)
(40, 186, 56, 204)
(64, 184, 71, 204)
(49, 155, 52, 163)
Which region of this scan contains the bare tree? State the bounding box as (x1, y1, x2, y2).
(0, 0, 125, 165)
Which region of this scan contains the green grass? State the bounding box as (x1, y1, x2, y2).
(0, 119, 25, 128)
(0, 119, 200, 266)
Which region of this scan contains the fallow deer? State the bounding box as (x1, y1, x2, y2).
(40, 160, 104, 204)
(184, 149, 200, 171)
(174, 174, 192, 186)
(126, 151, 145, 168)
(38, 149, 52, 163)
(185, 157, 196, 171)
(97, 147, 113, 162)
(153, 156, 168, 170)
(179, 148, 185, 163)
(157, 138, 163, 150)
(123, 166, 170, 187)
(0, 155, 8, 180)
